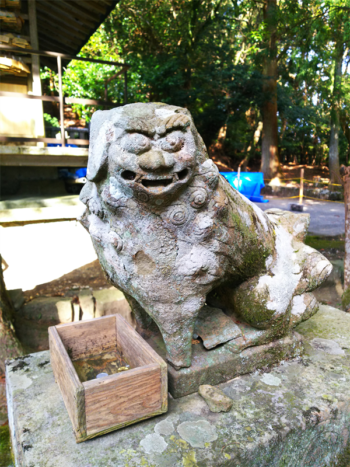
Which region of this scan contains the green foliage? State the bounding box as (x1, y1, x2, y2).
(40, 0, 350, 170)
(43, 113, 60, 128)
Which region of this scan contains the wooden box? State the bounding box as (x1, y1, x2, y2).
(49, 314, 168, 443)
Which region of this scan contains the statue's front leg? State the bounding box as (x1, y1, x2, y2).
(148, 296, 205, 369)
(157, 316, 195, 369)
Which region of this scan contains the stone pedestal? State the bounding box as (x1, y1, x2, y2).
(6, 305, 350, 467)
(146, 331, 304, 398)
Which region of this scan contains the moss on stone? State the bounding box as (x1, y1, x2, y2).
(341, 287, 350, 311)
(0, 425, 13, 467)
(305, 235, 344, 252)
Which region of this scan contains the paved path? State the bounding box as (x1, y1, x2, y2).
(256, 197, 345, 237)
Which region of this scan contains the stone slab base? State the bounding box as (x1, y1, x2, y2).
(6, 305, 350, 467)
(146, 331, 304, 398)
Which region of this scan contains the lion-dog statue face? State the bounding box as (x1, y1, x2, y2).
(80, 103, 332, 370)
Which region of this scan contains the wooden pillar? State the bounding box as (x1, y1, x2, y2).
(28, 0, 41, 96)
(57, 56, 65, 147)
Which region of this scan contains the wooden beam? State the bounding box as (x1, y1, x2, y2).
(36, 1, 91, 34)
(56, 0, 103, 24)
(0, 92, 59, 101)
(37, 17, 86, 42)
(38, 34, 77, 54)
(0, 45, 129, 67)
(38, 40, 71, 56)
(81, 1, 108, 15)
(0, 91, 119, 107)
(0, 47, 128, 68)
(40, 0, 96, 28)
(0, 154, 88, 167)
(0, 137, 62, 144)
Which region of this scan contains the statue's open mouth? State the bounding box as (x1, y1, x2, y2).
(120, 168, 190, 194)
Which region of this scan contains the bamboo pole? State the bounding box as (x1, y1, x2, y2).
(299, 168, 304, 205)
(124, 69, 128, 104)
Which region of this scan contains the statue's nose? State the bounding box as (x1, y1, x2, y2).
(138, 150, 174, 171)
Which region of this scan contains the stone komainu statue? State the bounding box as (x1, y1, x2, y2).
(79, 103, 332, 369)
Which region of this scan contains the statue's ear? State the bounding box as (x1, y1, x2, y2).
(87, 111, 114, 182)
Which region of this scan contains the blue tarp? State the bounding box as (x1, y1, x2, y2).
(220, 172, 268, 203)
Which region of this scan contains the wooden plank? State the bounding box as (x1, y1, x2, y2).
(0, 154, 88, 167)
(0, 45, 129, 67)
(83, 0, 108, 15)
(65, 97, 118, 106)
(83, 363, 162, 436)
(49, 326, 86, 441)
(56, 0, 102, 24)
(0, 136, 61, 143)
(39, 35, 76, 54)
(116, 315, 168, 411)
(37, 16, 86, 41)
(40, 0, 96, 29)
(36, 1, 91, 34)
(116, 315, 162, 367)
(38, 41, 68, 56)
(66, 0, 107, 18)
(37, 29, 80, 51)
(0, 92, 117, 107)
(56, 315, 117, 360)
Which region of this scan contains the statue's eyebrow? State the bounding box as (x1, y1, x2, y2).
(123, 118, 155, 136)
(163, 114, 191, 133)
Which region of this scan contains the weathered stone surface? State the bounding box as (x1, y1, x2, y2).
(198, 384, 233, 412)
(13, 289, 135, 352)
(194, 305, 241, 349)
(147, 330, 304, 398)
(14, 297, 72, 350)
(6, 305, 350, 466)
(7, 289, 24, 311)
(78, 288, 94, 320)
(93, 287, 135, 326)
(79, 102, 332, 369)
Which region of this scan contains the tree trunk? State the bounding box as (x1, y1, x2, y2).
(0, 257, 23, 373)
(341, 166, 350, 311)
(329, 37, 344, 185)
(260, 0, 280, 180)
(340, 116, 350, 165)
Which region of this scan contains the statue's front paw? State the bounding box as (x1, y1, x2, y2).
(166, 354, 192, 370)
(225, 336, 247, 354)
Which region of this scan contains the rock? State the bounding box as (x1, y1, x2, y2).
(93, 287, 135, 326)
(79, 102, 332, 370)
(198, 384, 233, 412)
(78, 288, 94, 320)
(194, 305, 241, 349)
(14, 297, 73, 350)
(7, 289, 24, 311)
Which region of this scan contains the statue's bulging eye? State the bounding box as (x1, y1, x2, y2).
(160, 133, 184, 152)
(120, 133, 151, 154)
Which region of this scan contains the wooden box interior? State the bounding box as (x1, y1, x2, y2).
(49, 314, 167, 442)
